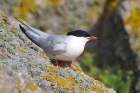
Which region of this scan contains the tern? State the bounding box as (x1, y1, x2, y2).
(17, 19, 106, 70)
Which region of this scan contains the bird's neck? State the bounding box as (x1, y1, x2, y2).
(66, 36, 88, 58)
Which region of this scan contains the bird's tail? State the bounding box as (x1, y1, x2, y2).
(16, 19, 48, 47)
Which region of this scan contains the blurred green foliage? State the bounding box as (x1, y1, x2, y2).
(80, 52, 133, 93)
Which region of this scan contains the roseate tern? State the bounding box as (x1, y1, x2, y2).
(17, 19, 106, 70)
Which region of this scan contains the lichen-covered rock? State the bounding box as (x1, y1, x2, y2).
(0, 14, 115, 92)
(0, 64, 45, 93)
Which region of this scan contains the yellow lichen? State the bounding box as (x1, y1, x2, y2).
(60, 67, 64, 70)
(90, 80, 109, 93)
(105, 89, 109, 93)
(29, 83, 38, 91)
(91, 86, 105, 93)
(19, 47, 26, 53)
(67, 84, 74, 91)
(44, 75, 51, 81)
(91, 86, 96, 91)
(54, 75, 60, 80)
(74, 64, 82, 73)
(66, 77, 75, 83)
(12, 27, 17, 34)
(44, 66, 60, 82)
(77, 90, 85, 93)
(65, 76, 81, 87)
(38, 53, 48, 61)
(49, 71, 56, 76)
(55, 91, 60, 93)
(82, 74, 85, 78)
(44, 75, 60, 82)
(96, 88, 103, 93)
(44, 73, 65, 86)
(12, 27, 17, 31)
(47, 65, 56, 72)
(73, 82, 81, 86)
(57, 78, 66, 87)
(44, 75, 53, 82)
(0, 86, 7, 93)
(17, 81, 22, 90)
(2, 86, 7, 92)
(124, 7, 140, 37)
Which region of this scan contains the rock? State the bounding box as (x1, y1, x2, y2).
(0, 14, 115, 93)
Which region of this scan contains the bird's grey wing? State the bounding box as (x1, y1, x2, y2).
(17, 19, 49, 47)
(44, 36, 68, 56)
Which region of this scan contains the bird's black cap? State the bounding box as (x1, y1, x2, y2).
(67, 30, 90, 37)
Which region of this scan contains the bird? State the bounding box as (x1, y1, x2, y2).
(16, 19, 106, 70)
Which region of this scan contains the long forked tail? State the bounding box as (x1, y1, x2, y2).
(16, 18, 48, 47)
(19, 25, 41, 47)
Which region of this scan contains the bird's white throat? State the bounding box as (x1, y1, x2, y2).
(64, 36, 89, 60)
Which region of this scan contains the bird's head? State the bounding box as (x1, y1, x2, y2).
(67, 30, 106, 42)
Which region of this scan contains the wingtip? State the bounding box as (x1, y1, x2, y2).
(19, 24, 41, 47)
(19, 24, 26, 33)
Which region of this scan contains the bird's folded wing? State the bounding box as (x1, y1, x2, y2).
(17, 19, 47, 36)
(44, 36, 67, 55)
(17, 19, 49, 47)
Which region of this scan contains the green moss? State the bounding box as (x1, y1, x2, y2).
(80, 52, 133, 93)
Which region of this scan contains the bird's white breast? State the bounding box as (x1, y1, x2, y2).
(55, 36, 88, 60)
(42, 35, 88, 61)
(67, 37, 86, 59)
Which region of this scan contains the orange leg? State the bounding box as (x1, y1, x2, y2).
(67, 61, 76, 70)
(56, 60, 59, 66)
